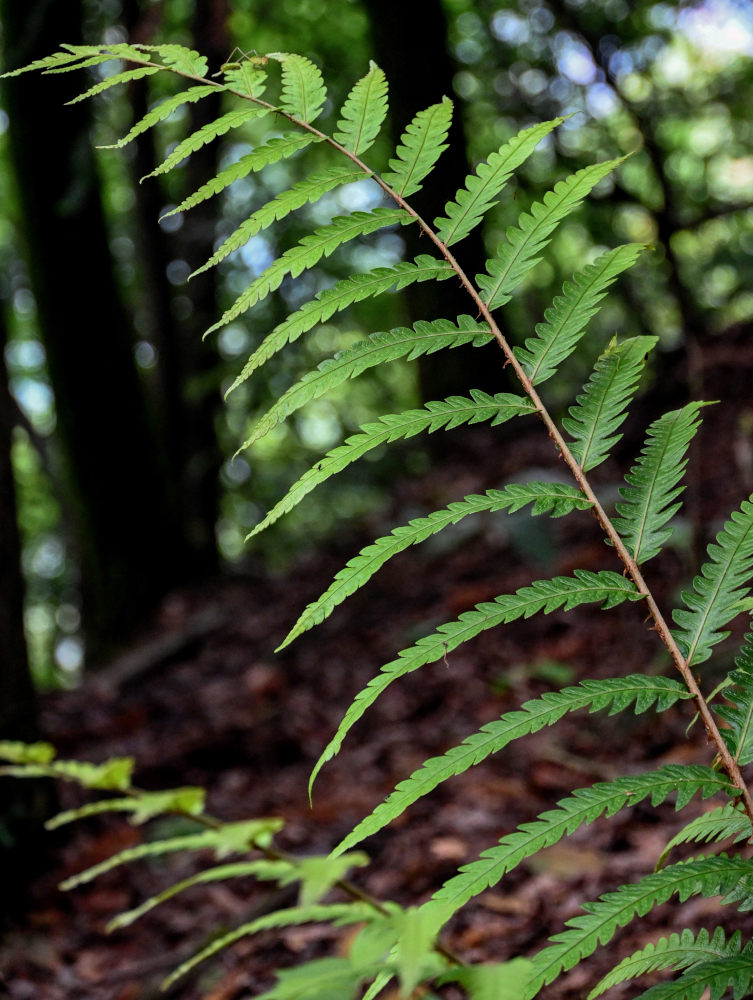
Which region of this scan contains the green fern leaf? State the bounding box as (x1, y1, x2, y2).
(238, 317, 492, 450)
(563, 335, 657, 472)
(613, 401, 709, 564)
(340, 760, 731, 880)
(107, 859, 291, 931)
(162, 902, 374, 991)
(638, 953, 753, 1000)
(191, 165, 365, 277)
(226, 255, 453, 392)
(67, 65, 160, 104)
(129, 42, 209, 76)
(1, 48, 105, 77)
(144, 106, 270, 179)
(716, 632, 753, 763)
(59, 818, 283, 890)
(161, 132, 316, 218)
(312, 572, 643, 792)
(255, 958, 375, 1000)
(435, 118, 565, 246)
(334, 61, 388, 155)
(477, 157, 624, 311)
(0, 741, 55, 764)
(383, 98, 453, 197)
(280, 481, 586, 648)
(99, 84, 219, 150)
(439, 959, 534, 1000)
(46, 785, 205, 829)
(249, 393, 535, 544)
(589, 927, 743, 1000)
(1, 44, 145, 78)
(268, 52, 327, 122)
(44, 54, 132, 75)
(0, 755, 134, 791)
(526, 855, 753, 997)
(207, 207, 411, 337)
(672, 497, 753, 667)
(514, 244, 645, 386)
(360, 971, 394, 1000)
(657, 803, 752, 869)
(332, 682, 687, 836)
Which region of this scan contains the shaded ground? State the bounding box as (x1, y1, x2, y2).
(3, 332, 753, 1000)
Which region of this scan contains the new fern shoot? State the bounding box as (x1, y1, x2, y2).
(3, 42, 753, 1000)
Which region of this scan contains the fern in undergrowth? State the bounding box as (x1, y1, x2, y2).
(6, 40, 753, 1000)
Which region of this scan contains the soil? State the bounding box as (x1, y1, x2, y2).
(2, 331, 753, 1000)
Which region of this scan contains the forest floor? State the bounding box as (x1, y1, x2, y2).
(3, 332, 753, 1000)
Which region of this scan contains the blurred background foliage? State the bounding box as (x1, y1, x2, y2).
(0, 0, 751, 697)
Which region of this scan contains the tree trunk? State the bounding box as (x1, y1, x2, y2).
(0, 0, 199, 662)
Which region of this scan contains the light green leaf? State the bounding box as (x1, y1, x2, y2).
(439, 959, 534, 1000)
(268, 52, 327, 122)
(67, 65, 160, 104)
(656, 803, 751, 870)
(383, 98, 453, 197)
(0, 740, 55, 764)
(334, 61, 388, 155)
(99, 84, 219, 149)
(144, 106, 269, 179)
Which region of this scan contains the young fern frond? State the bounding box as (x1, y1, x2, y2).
(563, 336, 657, 472)
(248, 393, 535, 541)
(237, 317, 493, 451)
(434, 117, 565, 246)
(514, 243, 645, 387)
(334, 61, 388, 156)
(268, 52, 327, 123)
(382, 98, 454, 197)
(162, 132, 318, 218)
(672, 498, 753, 667)
(526, 855, 753, 997)
(656, 802, 752, 870)
(227, 255, 454, 392)
(589, 927, 745, 1000)
(280, 481, 590, 649)
(613, 402, 709, 564)
(477, 158, 625, 311)
(333, 704, 698, 857)
(716, 632, 753, 763)
(191, 164, 365, 276)
(311, 573, 644, 791)
(206, 207, 411, 337)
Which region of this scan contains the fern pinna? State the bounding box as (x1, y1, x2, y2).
(4, 42, 753, 1000)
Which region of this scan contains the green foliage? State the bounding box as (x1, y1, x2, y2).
(6, 39, 753, 1000)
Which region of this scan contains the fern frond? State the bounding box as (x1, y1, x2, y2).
(526, 854, 753, 997)
(1, 48, 102, 77)
(638, 953, 753, 1000)
(128, 42, 210, 76)
(383, 98, 453, 197)
(347, 666, 679, 840)
(514, 244, 645, 386)
(67, 65, 160, 104)
(99, 84, 219, 150)
(435, 118, 565, 246)
(477, 157, 624, 311)
(59, 818, 283, 890)
(311, 573, 643, 791)
(589, 927, 743, 999)
(562, 336, 657, 472)
(107, 859, 291, 931)
(237, 317, 492, 450)
(144, 106, 270, 180)
(439, 959, 533, 1000)
(162, 902, 374, 990)
(268, 52, 327, 123)
(206, 207, 411, 336)
(248, 393, 535, 542)
(280, 481, 588, 648)
(191, 165, 365, 276)
(656, 803, 751, 869)
(716, 632, 753, 763)
(613, 402, 709, 564)
(226, 255, 453, 392)
(46, 785, 205, 829)
(161, 132, 316, 218)
(672, 497, 753, 667)
(334, 61, 388, 155)
(1, 43, 144, 78)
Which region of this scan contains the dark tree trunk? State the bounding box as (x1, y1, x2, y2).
(0, 0, 200, 662)
(361, 0, 503, 399)
(0, 307, 53, 917)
